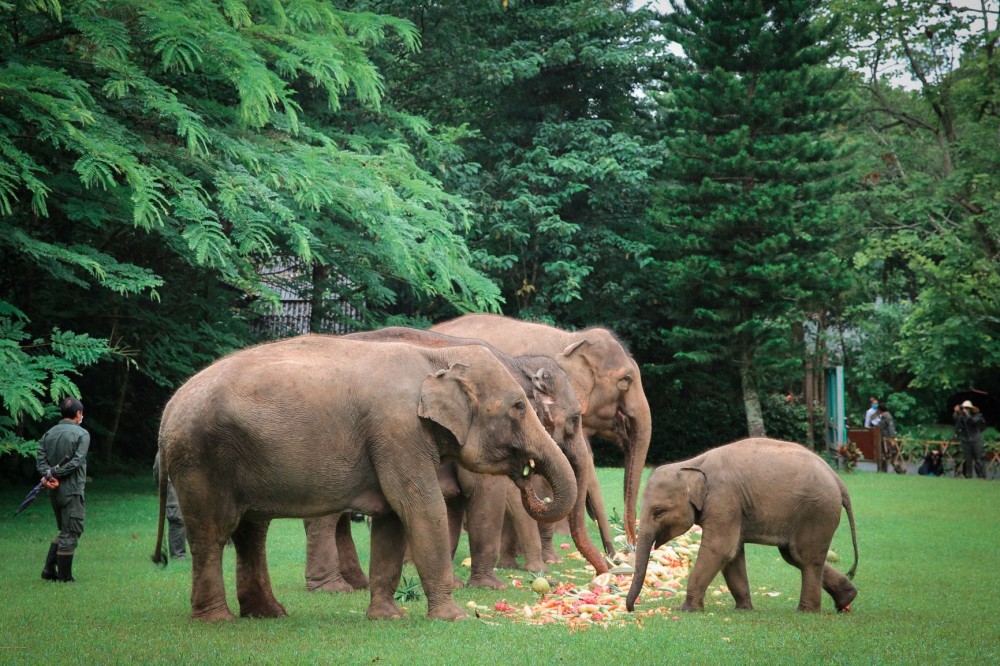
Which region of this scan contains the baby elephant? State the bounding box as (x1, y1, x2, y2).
(626, 438, 858, 613)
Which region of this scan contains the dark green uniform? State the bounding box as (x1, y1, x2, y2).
(36, 419, 90, 553)
(153, 452, 188, 559)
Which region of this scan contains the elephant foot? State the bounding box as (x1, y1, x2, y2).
(239, 598, 289, 619)
(366, 600, 407, 620)
(834, 585, 857, 612)
(343, 572, 370, 590)
(191, 604, 237, 623)
(679, 598, 705, 612)
(733, 601, 754, 611)
(496, 555, 519, 569)
(427, 600, 469, 621)
(541, 548, 561, 564)
(452, 573, 465, 589)
(467, 572, 507, 590)
(307, 577, 355, 594)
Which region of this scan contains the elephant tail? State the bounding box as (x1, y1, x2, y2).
(838, 476, 858, 580)
(151, 447, 169, 568)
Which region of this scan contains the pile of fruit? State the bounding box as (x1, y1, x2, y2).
(468, 526, 702, 630)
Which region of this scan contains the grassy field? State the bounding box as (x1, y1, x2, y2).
(1, 466, 997, 665)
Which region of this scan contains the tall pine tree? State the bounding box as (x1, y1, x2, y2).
(650, 0, 851, 436)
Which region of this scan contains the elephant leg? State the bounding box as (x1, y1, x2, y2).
(681, 529, 737, 611)
(303, 514, 354, 593)
(530, 476, 560, 564)
(445, 497, 466, 589)
(538, 521, 559, 563)
(399, 499, 467, 621)
(366, 513, 407, 619)
(463, 473, 509, 589)
(720, 547, 753, 610)
(188, 534, 236, 622)
(232, 518, 287, 618)
(822, 563, 858, 612)
(497, 511, 520, 569)
(335, 513, 369, 590)
(778, 545, 824, 612)
(504, 485, 545, 574)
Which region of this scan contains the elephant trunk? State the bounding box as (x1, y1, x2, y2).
(622, 393, 652, 546)
(566, 455, 609, 574)
(625, 530, 656, 612)
(512, 438, 577, 524)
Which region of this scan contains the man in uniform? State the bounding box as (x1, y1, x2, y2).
(36, 397, 90, 582)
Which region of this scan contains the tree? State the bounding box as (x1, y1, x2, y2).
(345, 0, 669, 329)
(0, 0, 501, 460)
(834, 0, 1000, 399)
(649, 0, 854, 437)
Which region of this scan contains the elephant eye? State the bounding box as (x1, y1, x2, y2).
(511, 400, 526, 417)
(617, 375, 632, 392)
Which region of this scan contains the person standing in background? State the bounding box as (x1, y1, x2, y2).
(36, 397, 89, 582)
(953, 400, 987, 479)
(153, 451, 188, 560)
(864, 397, 881, 428)
(878, 405, 905, 474)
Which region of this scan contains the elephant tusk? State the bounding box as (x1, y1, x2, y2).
(529, 459, 536, 469)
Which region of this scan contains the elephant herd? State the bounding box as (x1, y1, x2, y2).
(153, 314, 651, 621)
(154, 313, 859, 622)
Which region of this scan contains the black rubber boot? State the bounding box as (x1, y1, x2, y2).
(41, 543, 59, 581)
(56, 552, 75, 583)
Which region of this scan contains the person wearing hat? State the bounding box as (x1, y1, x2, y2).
(953, 400, 987, 479)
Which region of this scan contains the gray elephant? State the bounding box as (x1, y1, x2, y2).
(153, 335, 576, 621)
(626, 438, 858, 614)
(431, 314, 651, 547)
(326, 327, 611, 587)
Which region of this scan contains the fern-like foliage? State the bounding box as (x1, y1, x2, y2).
(0, 0, 502, 458)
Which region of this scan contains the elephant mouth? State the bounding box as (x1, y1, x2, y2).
(509, 467, 562, 523)
(616, 407, 633, 439)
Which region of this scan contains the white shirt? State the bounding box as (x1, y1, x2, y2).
(864, 406, 881, 428)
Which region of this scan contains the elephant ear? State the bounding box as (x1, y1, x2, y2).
(418, 364, 474, 444)
(530, 368, 554, 399)
(531, 368, 556, 406)
(680, 467, 707, 512)
(560, 340, 596, 413)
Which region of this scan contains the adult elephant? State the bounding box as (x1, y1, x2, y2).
(625, 438, 859, 614)
(153, 336, 576, 621)
(337, 327, 611, 586)
(431, 314, 651, 545)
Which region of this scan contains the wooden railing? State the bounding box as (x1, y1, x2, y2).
(896, 437, 1000, 479)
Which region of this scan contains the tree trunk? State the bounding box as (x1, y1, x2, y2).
(105, 358, 130, 463)
(309, 262, 331, 333)
(740, 351, 766, 438)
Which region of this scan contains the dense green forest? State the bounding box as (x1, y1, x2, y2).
(2, 0, 997, 471)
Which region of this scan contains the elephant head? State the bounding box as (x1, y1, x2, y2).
(418, 359, 577, 524)
(557, 333, 651, 544)
(625, 466, 705, 611)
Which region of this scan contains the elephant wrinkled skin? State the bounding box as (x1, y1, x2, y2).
(339, 327, 611, 586)
(153, 336, 576, 621)
(431, 314, 651, 545)
(626, 438, 859, 614)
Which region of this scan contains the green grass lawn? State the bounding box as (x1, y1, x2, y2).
(1, 467, 997, 665)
